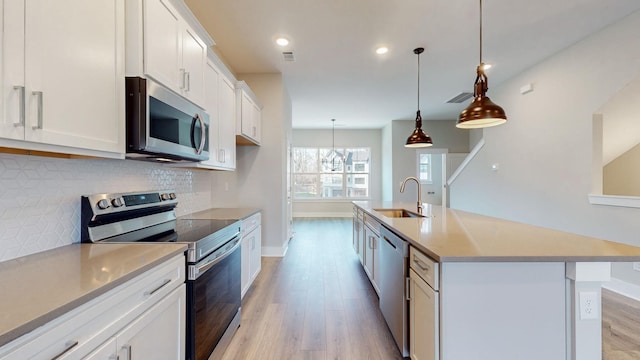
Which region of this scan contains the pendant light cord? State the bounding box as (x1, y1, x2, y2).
(417, 51, 420, 110)
(479, 0, 483, 65)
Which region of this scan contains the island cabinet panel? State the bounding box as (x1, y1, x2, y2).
(439, 262, 566, 360)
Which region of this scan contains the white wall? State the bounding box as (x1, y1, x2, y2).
(450, 10, 640, 286)
(381, 123, 393, 202)
(236, 73, 291, 256)
(292, 128, 381, 217)
(604, 142, 640, 196)
(390, 120, 470, 204)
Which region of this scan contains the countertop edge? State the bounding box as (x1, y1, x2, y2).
(180, 207, 261, 221)
(354, 202, 640, 263)
(0, 245, 187, 348)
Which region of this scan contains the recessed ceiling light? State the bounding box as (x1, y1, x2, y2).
(276, 37, 289, 47)
(376, 47, 389, 55)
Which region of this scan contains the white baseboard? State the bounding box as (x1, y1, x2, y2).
(261, 244, 288, 257)
(293, 212, 352, 218)
(602, 277, 640, 301)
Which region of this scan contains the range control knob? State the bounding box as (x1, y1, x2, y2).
(169, 193, 176, 200)
(161, 193, 170, 201)
(111, 198, 124, 208)
(97, 199, 110, 210)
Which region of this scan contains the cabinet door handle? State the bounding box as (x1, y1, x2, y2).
(405, 277, 411, 301)
(186, 71, 191, 92)
(219, 149, 225, 163)
(252, 125, 256, 137)
(122, 344, 132, 360)
(51, 340, 79, 360)
(180, 68, 186, 89)
(144, 279, 171, 296)
(32, 91, 43, 130)
(413, 258, 430, 272)
(13, 86, 25, 127)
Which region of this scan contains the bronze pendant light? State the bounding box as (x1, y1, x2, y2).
(457, 0, 507, 129)
(405, 47, 433, 148)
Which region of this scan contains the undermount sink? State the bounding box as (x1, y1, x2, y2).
(374, 208, 425, 218)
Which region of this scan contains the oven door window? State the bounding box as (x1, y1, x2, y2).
(149, 96, 209, 154)
(189, 245, 240, 360)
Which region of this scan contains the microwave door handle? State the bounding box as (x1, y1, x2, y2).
(195, 114, 206, 155)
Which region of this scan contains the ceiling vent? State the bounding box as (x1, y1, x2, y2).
(282, 51, 295, 62)
(446, 92, 473, 103)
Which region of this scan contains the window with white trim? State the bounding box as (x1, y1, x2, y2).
(419, 153, 432, 184)
(292, 147, 371, 199)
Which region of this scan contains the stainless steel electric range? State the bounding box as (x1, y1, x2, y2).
(81, 190, 242, 360)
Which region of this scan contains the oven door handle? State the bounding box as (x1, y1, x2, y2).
(191, 236, 241, 280)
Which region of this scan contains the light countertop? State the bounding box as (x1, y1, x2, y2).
(0, 243, 187, 347)
(181, 207, 261, 220)
(354, 201, 640, 262)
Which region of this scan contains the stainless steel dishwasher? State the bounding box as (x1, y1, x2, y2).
(379, 226, 409, 357)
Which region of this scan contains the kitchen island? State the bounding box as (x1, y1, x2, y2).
(353, 201, 640, 360)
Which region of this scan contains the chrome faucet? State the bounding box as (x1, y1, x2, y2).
(400, 176, 422, 215)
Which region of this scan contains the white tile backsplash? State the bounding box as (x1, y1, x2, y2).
(0, 153, 217, 262)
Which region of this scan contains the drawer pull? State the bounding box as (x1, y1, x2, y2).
(51, 340, 79, 360)
(413, 258, 430, 272)
(145, 279, 171, 296)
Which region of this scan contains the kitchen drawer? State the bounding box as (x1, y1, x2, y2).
(242, 212, 261, 236)
(363, 213, 380, 235)
(0, 254, 185, 359)
(409, 246, 439, 291)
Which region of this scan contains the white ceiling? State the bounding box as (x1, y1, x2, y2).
(185, 0, 640, 129)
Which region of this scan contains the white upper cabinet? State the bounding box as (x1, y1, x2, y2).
(143, 0, 181, 90)
(129, 0, 210, 108)
(217, 71, 237, 169)
(236, 81, 262, 146)
(180, 53, 236, 171)
(1, 0, 125, 158)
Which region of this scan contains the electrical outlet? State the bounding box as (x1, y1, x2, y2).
(633, 262, 640, 272)
(579, 291, 599, 320)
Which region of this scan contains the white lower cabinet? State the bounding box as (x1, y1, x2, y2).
(84, 285, 185, 360)
(409, 268, 438, 360)
(362, 214, 381, 294)
(409, 246, 439, 360)
(0, 255, 185, 360)
(241, 212, 262, 298)
(114, 284, 185, 360)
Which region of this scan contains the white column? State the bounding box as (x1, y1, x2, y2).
(565, 262, 611, 360)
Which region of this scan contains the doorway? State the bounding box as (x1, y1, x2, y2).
(416, 149, 468, 207)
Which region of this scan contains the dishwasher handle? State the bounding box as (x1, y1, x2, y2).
(383, 236, 397, 250)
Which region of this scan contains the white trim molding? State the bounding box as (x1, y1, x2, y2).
(293, 212, 352, 218)
(447, 137, 485, 187)
(588, 194, 640, 209)
(603, 277, 640, 302)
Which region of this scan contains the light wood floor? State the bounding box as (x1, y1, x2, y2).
(603, 288, 640, 359)
(221, 218, 402, 360)
(221, 218, 640, 360)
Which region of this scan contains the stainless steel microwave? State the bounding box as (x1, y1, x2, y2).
(125, 77, 209, 162)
